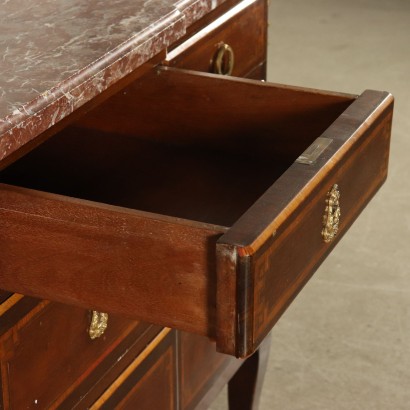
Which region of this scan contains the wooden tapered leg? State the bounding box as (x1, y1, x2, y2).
(228, 333, 271, 410)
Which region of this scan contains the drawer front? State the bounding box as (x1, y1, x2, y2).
(91, 329, 177, 410)
(0, 300, 153, 409)
(165, 0, 267, 78)
(216, 88, 394, 356)
(0, 67, 393, 358)
(179, 332, 240, 410)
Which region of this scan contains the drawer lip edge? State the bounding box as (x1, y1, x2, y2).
(158, 65, 359, 100)
(0, 182, 228, 234)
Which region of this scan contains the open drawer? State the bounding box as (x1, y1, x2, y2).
(0, 67, 393, 357)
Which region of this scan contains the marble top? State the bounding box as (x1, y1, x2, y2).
(0, 0, 225, 162)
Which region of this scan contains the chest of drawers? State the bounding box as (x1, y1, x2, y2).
(0, 0, 393, 408)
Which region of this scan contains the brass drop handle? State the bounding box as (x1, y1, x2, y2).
(213, 43, 234, 76)
(89, 311, 108, 339)
(322, 184, 341, 243)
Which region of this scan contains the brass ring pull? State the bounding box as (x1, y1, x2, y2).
(89, 311, 108, 339)
(213, 43, 234, 76)
(322, 184, 341, 243)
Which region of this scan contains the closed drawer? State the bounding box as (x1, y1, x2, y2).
(165, 0, 266, 77)
(90, 329, 177, 410)
(0, 298, 158, 409)
(0, 67, 393, 357)
(179, 331, 241, 410)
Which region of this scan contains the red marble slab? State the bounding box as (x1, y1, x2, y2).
(0, 0, 226, 163)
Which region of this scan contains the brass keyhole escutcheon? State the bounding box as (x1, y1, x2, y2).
(89, 311, 108, 339)
(213, 43, 234, 76)
(322, 184, 341, 243)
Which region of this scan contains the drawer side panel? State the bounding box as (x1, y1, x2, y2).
(0, 188, 225, 337)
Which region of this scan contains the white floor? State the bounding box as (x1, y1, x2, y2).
(210, 1, 410, 409)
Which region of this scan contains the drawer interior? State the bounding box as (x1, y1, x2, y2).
(0, 129, 286, 227)
(0, 68, 355, 228)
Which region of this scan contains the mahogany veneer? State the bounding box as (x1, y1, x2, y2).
(0, 0, 393, 407)
(0, 67, 393, 357)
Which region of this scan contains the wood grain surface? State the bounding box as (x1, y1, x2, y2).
(0, 184, 225, 337)
(217, 90, 394, 356)
(0, 67, 393, 358)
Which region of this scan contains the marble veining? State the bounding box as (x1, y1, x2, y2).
(0, 0, 226, 161)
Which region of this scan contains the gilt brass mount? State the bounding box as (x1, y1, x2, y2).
(213, 43, 234, 75)
(89, 311, 108, 339)
(322, 184, 341, 243)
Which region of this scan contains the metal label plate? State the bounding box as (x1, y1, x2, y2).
(296, 137, 333, 165)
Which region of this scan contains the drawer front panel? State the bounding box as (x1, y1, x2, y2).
(2, 302, 149, 409)
(165, 0, 267, 77)
(217, 90, 394, 356)
(92, 329, 177, 410)
(179, 332, 240, 410)
(252, 113, 392, 348)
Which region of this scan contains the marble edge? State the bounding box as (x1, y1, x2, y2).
(175, 0, 226, 26)
(0, 0, 226, 162)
